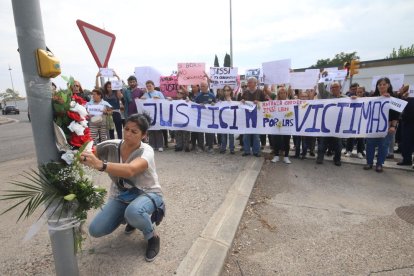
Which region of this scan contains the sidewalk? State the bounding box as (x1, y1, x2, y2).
(0, 116, 17, 125)
(0, 141, 412, 275)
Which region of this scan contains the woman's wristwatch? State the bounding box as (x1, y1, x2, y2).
(99, 160, 108, 171)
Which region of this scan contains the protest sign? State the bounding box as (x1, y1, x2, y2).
(99, 68, 114, 77)
(289, 71, 319, 89)
(87, 104, 105, 116)
(371, 74, 404, 92)
(177, 63, 205, 85)
(136, 97, 405, 138)
(262, 59, 291, 85)
(134, 66, 162, 88)
(245, 68, 262, 82)
(110, 80, 123, 90)
(160, 76, 179, 98)
(409, 85, 414, 98)
(318, 70, 347, 83)
(209, 67, 238, 89)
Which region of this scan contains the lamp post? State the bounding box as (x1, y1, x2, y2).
(229, 0, 233, 67)
(8, 65, 16, 105)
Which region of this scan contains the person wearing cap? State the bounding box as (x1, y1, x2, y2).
(121, 75, 144, 118)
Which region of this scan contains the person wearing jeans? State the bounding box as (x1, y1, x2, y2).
(240, 77, 266, 157)
(363, 77, 399, 172)
(81, 113, 164, 262)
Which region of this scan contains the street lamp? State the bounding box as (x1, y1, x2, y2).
(229, 0, 233, 67)
(8, 65, 16, 105)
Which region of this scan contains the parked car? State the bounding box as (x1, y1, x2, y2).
(2, 105, 20, 115)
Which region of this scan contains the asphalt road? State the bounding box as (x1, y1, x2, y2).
(0, 112, 35, 163)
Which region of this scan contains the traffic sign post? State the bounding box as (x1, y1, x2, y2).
(76, 20, 116, 68)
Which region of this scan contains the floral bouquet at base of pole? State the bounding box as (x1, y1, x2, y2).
(0, 76, 106, 253)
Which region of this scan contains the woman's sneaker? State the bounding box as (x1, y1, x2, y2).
(145, 236, 160, 262)
(271, 156, 279, 163)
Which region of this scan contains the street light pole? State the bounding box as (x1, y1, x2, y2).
(229, 0, 233, 67)
(11, 0, 79, 275)
(8, 65, 16, 105)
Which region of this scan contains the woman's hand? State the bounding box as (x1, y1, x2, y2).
(80, 151, 102, 170)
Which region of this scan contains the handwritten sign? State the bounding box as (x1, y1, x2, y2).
(136, 97, 405, 138)
(289, 71, 319, 89)
(177, 63, 205, 85)
(134, 66, 162, 88)
(371, 74, 404, 92)
(262, 59, 291, 85)
(209, 67, 238, 89)
(87, 104, 105, 116)
(160, 76, 179, 98)
(111, 80, 123, 90)
(319, 70, 347, 83)
(99, 68, 114, 77)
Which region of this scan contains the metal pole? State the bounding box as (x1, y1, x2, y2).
(8, 65, 16, 105)
(229, 0, 233, 67)
(11, 1, 79, 275)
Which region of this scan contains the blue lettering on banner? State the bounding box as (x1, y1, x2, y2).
(143, 103, 157, 126)
(380, 101, 389, 132)
(191, 104, 206, 127)
(230, 106, 238, 130)
(335, 102, 349, 133)
(343, 102, 363, 134)
(219, 106, 229, 128)
(245, 108, 257, 128)
(370, 101, 382, 133)
(358, 101, 371, 134)
(160, 103, 173, 127)
(174, 103, 189, 127)
(321, 103, 335, 133)
(207, 107, 219, 129)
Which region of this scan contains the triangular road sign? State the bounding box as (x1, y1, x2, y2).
(76, 19, 116, 68)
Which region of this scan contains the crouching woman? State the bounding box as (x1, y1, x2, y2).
(80, 113, 164, 262)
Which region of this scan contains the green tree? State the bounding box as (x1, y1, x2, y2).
(214, 54, 220, 67)
(224, 53, 231, 67)
(386, 44, 414, 58)
(311, 51, 359, 68)
(0, 88, 20, 103)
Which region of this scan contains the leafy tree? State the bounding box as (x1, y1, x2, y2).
(224, 53, 231, 67)
(386, 44, 414, 58)
(214, 54, 220, 67)
(311, 51, 359, 68)
(0, 88, 20, 103)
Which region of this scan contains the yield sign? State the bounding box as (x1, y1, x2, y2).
(76, 19, 116, 68)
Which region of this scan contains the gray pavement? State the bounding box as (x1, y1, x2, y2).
(1, 116, 413, 275)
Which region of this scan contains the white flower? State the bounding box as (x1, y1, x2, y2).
(68, 121, 85, 136)
(79, 120, 88, 128)
(61, 151, 75, 165)
(70, 101, 88, 118)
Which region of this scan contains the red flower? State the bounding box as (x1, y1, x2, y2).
(72, 94, 87, 106)
(67, 111, 82, 122)
(69, 128, 92, 148)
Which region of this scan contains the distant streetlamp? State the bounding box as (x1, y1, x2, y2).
(8, 65, 16, 105)
(229, 0, 233, 67)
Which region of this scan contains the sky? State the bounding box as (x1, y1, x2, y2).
(1, 0, 413, 97)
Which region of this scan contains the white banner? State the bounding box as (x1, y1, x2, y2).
(262, 59, 291, 85)
(371, 74, 404, 92)
(136, 97, 404, 138)
(210, 67, 238, 89)
(289, 71, 319, 89)
(134, 66, 162, 88)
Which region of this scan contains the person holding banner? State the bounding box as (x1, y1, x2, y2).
(316, 81, 345, 166)
(364, 77, 399, 172)
(86, 89, 113, 145)
(194, 81, 216, 153)
(174, 87, 191, 152)
(219, 85, 236, 154)
(271, 86, 292, 164)
(141, 80, 166, 152)
(240, 77, 266, 157)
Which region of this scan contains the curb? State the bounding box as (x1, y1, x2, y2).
(175, 157, 264, 276)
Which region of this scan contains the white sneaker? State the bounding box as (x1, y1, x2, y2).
(345, 152, 351, 157)
(271, 156, 279, 163)
(357, 152, 363, 159)
(283, 157, 291, 164)
(158, 148, 164, 152)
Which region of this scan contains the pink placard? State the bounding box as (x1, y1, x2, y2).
(177, 63, 206, 85)
(160, 76, 178, 98)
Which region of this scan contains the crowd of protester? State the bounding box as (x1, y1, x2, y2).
(66, 72, 414, 172)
